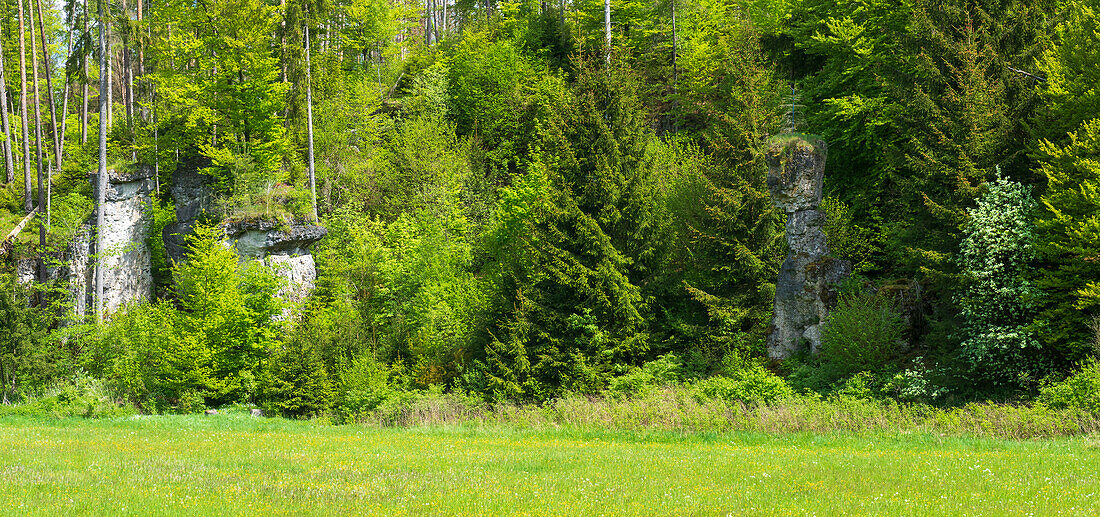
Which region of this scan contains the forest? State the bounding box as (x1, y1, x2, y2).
(0, 0, 1098, 419)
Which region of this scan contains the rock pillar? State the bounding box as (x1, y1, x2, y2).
(765, 135, 851, 360)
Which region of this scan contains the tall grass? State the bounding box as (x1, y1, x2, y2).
(352, 387, 1100, 440)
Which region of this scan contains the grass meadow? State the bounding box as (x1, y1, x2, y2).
(0, 413, 1098, 515)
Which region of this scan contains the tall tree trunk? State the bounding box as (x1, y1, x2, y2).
(604, 0, 611, 63)
(671, 0, 678, 133)
(278, 0, 287, 83)
(30, 0, 46, 255)
(122, 0, 133, 129)
(305, 21, 318, 222)
(0, 36, 14, 183)
(425, 0, 433, 46)
(59, 0, 77, 166)
(107, 23, 113, 129)
(82, 0, 89, 145)
(96, 0, 110, 323)
(18, 0, 33, 214)
(35, 0, 62, 172)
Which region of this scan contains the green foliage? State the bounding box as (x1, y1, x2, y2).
(474, 63, 659, 400)
(817, 285, 906, 382)
(0, 372, 134, 419)
(262, 334, 335, 418)
(1036, 0, 1100, 140)
(333, 355, 402, 422)
(144, 201, 177, 292)
(1034, 119, 1100, 362)
(692, 366, 794, 405)
(0, 275, 67, 402)
(606, 353, 684, 399)
(173, 225, 283, 405)
(86, 225, 283, 410)
(956, 176, 1040, 387)
(1040, 359, 1100, 413)
(821, 196, 883, 274)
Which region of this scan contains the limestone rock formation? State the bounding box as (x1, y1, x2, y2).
(164, 158, 326, 304)
(222, 219, 327, 304)
(766, 135, 851, 360)
(17, 166, 156, 318)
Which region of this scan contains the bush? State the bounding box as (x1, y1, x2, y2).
(1040, 359, 1100, 414)
(334, 356, 400, 423)
(0, 371, 134, 419)
(606, 354, 684, 399)
(818, 286, 906, 380)
(956, 175, 1039, 388)
(692, 366, 793, 405)
(261, 336, 334, 419)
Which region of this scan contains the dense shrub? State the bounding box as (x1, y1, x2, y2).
(818, 287, 906, 380)
(606, 354, 684, 399)
(956, 176, 1040, 388)
(692, 366, 793, 405)
(1040, 359, 1100, 414)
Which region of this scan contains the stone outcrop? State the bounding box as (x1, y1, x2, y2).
(222, 219, 326, 304)
(17, 166, 156, 318)
(164, 159, 326, 304)
(766, 135, 851, 360)
(162, 156, 215, 266)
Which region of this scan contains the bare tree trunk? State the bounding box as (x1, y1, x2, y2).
(604, 0, 611, 63)
(671, 0, 678, 133)
(122, 0, 133, 129)
(305, 21, 318, 222)
(82, 0, 89, 145)
(96, 0, 110, 323)
(18, 0, 33, 214)
(0, 36, 14, 183)
(59, 0, 77, 165)
(107, 23, 113, 129)
(30, 0, 45, 253)
(425, 0, 433, 46)
(278, 0, 287, 83)
(35, 0, 62, 172)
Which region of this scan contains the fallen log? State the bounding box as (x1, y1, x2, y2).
(0, 208, 38, 258)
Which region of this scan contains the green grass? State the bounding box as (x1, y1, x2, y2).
(1, 414, 1098, 515)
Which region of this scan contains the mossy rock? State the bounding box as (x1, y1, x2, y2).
(766, 133, 826, 156)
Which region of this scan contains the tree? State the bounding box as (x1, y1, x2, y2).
(1031, 0, 1100, 366)
(18, 0, 33, 213)
(0, 34, 13, 183)
(305, 15, 318, 221)
(34, 0, 61, 172)
(956, 175, 1039, 388)
(173, 225, 282, 405)
(1033, 119, 1100, 365)
(96, 0, 109, 323)
(472, 63, 657, 399)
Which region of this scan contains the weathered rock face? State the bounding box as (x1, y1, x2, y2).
(164, 159, 326, 304)
(163, 156, 215, 266)
(17, 167, 156, 318)
(222, 219, 327, 304)
(766, 136, 851, 360)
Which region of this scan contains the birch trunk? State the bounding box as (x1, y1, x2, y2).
(81, 0, 89, 145)
(305, 21, 318, 222)
(604, 0, 611, 63)
(0, 36, 14, 183)
(18, 0, 33, 214)
(96, 0, 110, 323)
